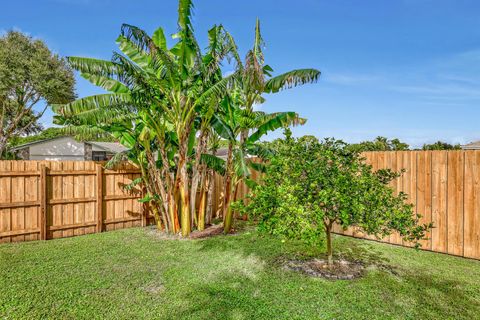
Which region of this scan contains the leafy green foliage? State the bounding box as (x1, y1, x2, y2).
(53, 0, 319, 236)
(0, 31, 75, 158)
(422, 141, 461, 150)
(237, 130, 432, 262)
(348, 136, 409, 152)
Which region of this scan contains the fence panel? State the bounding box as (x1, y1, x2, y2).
(334, 150, 480, 259)
(1, 152, 479, 260)
(0, 161, 144, 243)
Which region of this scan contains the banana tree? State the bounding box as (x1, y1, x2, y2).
(234, 19, 320, 143)
(206, 19, 319, 233)
(208, 94, 306, 233)
(53, 0, 237, 236)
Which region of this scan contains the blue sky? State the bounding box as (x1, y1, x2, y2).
(1, 0, 480, 147)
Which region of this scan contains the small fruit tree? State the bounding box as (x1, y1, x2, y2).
(237, 130, 432, 265)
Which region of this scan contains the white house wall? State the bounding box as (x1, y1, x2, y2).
(28, 137, 85, 161)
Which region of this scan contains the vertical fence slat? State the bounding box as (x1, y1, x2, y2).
(463, 152, 479, 258)
(39, 164, 47, 240)
(96, 164, 103, 233)
(447, 151, 464, 256)
(431, 151, 448, 253)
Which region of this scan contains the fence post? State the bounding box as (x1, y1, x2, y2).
(141, 186, 148, 227)
(39, 164, 48, 240)
(96, 164, 103, 233)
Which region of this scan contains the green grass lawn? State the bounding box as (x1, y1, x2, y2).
(0, 226, 479, 320)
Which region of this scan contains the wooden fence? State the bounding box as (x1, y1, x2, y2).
(0, 161, 147, 243)
(0, 160, 255, 243)
(333, 150, 480, 260)
(1, 152, 479, 260)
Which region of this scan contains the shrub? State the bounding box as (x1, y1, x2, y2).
(236, 130, 432, 264)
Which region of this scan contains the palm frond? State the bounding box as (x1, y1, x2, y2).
(211, 114, 235, 141)
(105, 150, 131, 169)
(116, 35, 151, 69)
(120, 24, 155, 53)
(247, 112, 303, 144)
(152, 27, 168, 50)
(248, 160, 267, 173)
(234, 148, 250, 178)
(68, 57, 119, 77)
(245, 143, 275, 160)
(81, 73, 130, 93)
(52, 93, 132, 116)
(200, 153, 226, 175)
(253, 18, 265, 65)
(264, 69, 320, 93)
(195, 71, 238, 106)
(178, 0, 194, 32)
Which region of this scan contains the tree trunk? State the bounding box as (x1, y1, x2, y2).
(223, 204, 233, 234)
(198, 186, 207, 231)
(179, 165, 191, 237)
(205, 168, 215, 225)
(325, 221, 334, 266)
(224, 180, 239, 234)
(190, 129, 208, 227)
(222, 143, 234, 230)
(175, 122, 192, 237)
(0, 137, 8, 159)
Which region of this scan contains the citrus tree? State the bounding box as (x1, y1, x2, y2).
(237, 130, 432, 264)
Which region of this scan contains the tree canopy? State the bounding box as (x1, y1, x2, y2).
(237, 130, 431, 264)
(0, 31, 75, 158)
(422, 141, 461, 150)
(348, 136, 409, 152)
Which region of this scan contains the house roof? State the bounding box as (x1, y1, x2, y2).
(10, 136, 127, 154)
(88, 141, 128, 154)
(9, 136, 71, 151)
(462, 141, 480, 150)
(215, 148, 228, 159)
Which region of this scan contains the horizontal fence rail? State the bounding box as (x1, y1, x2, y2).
(0, 161, 148, 242)
(333, 150, 480, 260)
(0, 160, 254, 243)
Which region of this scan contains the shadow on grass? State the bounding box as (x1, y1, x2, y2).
(176, 232, 480, 318)
(398, 272, 480, 319)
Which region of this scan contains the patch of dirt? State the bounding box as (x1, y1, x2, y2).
(189, 224, 224, 239)
(145, 227, 185, 240)
(284, 259, 365, 280)
(141, 283, 165, 294)
(145, 224, 236, 240)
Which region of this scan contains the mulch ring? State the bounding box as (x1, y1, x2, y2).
(189, 224, 225, 239)
(284, 258, 365, 280)
(146, 224, 236, 240)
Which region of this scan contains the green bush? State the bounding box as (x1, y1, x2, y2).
(236, 130, 432, 264)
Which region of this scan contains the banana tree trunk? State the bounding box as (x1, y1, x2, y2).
(146, 152, 171, 231)
(198, 185, 207, 231)
(205, 168, 215, 225)
(190, 129, 208, 229)
(179, 161, 191, 236)
(223, 180, 239, 234)
(222, 143, 234, 219)
(140, 154, 171, 231)
(223, 143, 235, 233)
(174, 119, 193, 237)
